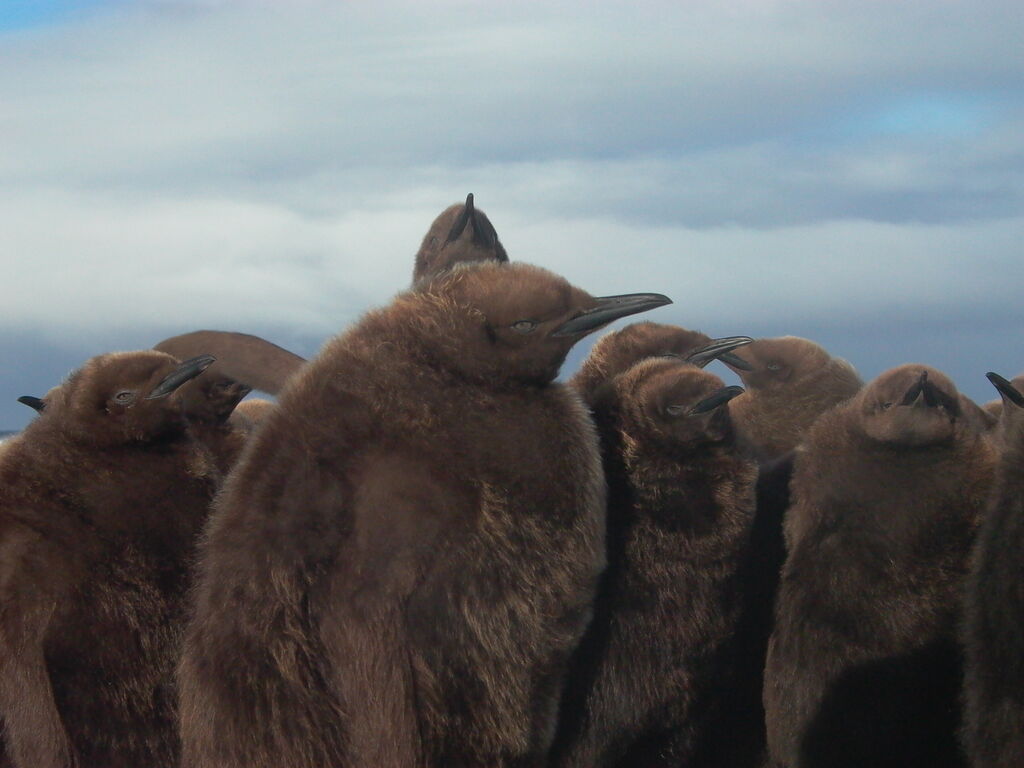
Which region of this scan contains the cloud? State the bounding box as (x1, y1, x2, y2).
(1, 0, 1022, 430)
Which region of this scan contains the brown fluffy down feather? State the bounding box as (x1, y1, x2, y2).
(0, 351, 221, 768)
(763, 364, 995, 768)
(177, 262, 675, 768)
(570, 322, 713, 407)
(553, 358, 756, 768)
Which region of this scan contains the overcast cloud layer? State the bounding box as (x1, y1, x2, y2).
(2, 0, 1023, 429)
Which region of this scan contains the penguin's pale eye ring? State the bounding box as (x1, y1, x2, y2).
(114, 391, 136, 405)
(511, 320, 537, 334)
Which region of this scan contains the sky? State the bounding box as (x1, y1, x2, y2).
(1, 0, 1022, 430)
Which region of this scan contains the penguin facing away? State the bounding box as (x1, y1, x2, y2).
(552, 351, 756, 768)
(962, 373, 1024, 768)
(177, 262, 671, 768)
(763, 364, 995, 768)
(0, 351, 216, 768)
(411, 193, 509, 285)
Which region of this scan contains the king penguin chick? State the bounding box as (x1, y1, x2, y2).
(411, 193, 509, 284)
(0, 351, 216, 768)
(552, 351, 756, 768)
(569, 321, 751, 407)
(763, 364, 996, 768)
(961, 373, 1024, 768)
(723, 336, 862, 463)
(177, 262, 671, 768)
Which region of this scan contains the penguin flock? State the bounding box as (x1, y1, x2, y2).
(0, 193, 1020, 768)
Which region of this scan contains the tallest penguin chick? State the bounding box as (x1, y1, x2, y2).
(178, 262, 671, 768)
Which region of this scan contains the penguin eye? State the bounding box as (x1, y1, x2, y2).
(881, 402, 893, 410)
(113, 391, 136, 406)
(766, 362, 782, 372)
(511, 320, 537, 334)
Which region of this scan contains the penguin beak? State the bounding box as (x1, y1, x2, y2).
(719, 352, 754, 371)
(684, 385, 746, 416)
(900, 371, 929, 407)
(146, 355, 217, 400)
(685, 336, 754, 369)
(552, 293, 673, 337)
(899, 371, 960, 414)
(987, 372, 1024, 408)
(17, 395, 45, 413)
(445, 193, 475, 244)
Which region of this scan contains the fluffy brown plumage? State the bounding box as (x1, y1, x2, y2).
(961, 373, 1024, 768)
(177, 262, 670, 768)
(552, 357, 755, 768)
(763, 364, 995, 768)
(570, 322, 713, 406)
(0, 351, 217, 768)
(724, 336, 862, 463)
(411, 193, 509, 284)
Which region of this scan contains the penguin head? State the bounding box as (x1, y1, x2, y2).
(859, 364, 962, 446)
(412, 193, 509, 285)
(409, 262, 671, 386)
(611, 358, 744, 449)
(56, 351, 215, 445)
(172, 372, 252, 426)
(723, 336, 832, 391)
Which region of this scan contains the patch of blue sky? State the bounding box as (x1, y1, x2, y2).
(783, 91, 1005, 149)
(0, 0, 112, 33)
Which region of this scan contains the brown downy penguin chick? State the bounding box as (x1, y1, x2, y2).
(551, 349, 756, 768)
(961, 373, 1024, 768)
(411, 192, 509, 284)
(569, 321, 751, 407)
(0, 351, 217, 768)
(177, 262, 671, 768)
(724, 336, 862, 462)
(763, 364, 996, 768)
(154, 330, 306, 396)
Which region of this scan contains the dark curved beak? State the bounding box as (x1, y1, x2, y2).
(900, 370, 929, 407)
(900, 370, 959, 413)
(685, 336, 754, 369)
(719, 351, 754, 371)
(17, 395, 45, 413)
(686, 385, 746, 416)
(146, 355, 216, 400)
(445, 192, 475, 244)
(552, 293, 673, 337)
(987, 371, 1024, 408)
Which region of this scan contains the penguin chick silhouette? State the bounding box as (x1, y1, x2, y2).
(724, 336, 862, 463)
(177, 262, 671, 768)
(569, 321, 751, 406)
(962, 373, 1024, 768)
(0, 351, 216, 768)
(154, 330, 306, 396)
(552, 355, 755, 768)
(411, 193, 509, 284)
(763, 364, 995, 768)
